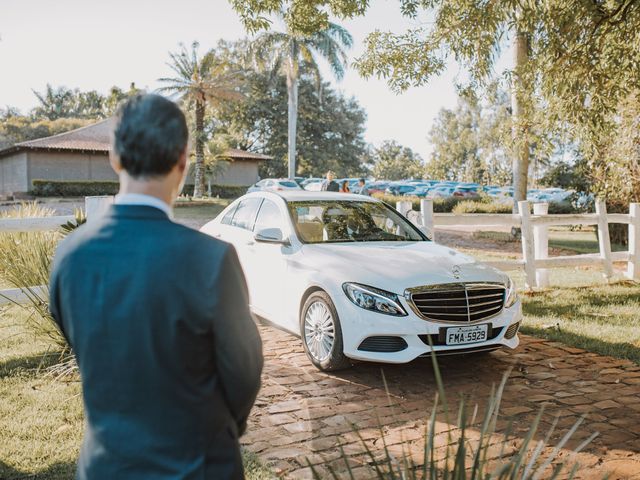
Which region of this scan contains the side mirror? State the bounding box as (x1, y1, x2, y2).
(254, 227, 289, 245)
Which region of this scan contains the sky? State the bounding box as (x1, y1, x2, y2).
(0, 0, 511, 159)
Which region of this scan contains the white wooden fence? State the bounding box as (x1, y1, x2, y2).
(0, 196, 114, 306)
(397, 199, 640, 289)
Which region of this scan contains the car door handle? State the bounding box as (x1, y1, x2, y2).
(246, 240, 255, 246)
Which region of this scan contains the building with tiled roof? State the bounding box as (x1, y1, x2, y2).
(0, 118, 272, 196)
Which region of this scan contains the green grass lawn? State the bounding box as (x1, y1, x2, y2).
(521, 281, 640, 364)
(173, 198, 232, 223)
(0, 305, 274, 480)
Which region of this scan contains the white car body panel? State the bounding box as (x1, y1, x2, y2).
(201, 191, 522, 364)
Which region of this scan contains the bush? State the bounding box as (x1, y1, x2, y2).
(0, 203, 68, 352)
(31, 180, 249, 200)
(452, 200, 513, 214)
(31, 179, 119, 197)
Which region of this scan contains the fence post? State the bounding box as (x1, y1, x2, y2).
(533, 202, 549, 288)
(518, 200, 537, 289)
(595, 199, 614, 281)
(395, 201, 413, 217)
(628, 203, 640, 280)
(85, 195, 114, 222)
(420, 198, 434, 241)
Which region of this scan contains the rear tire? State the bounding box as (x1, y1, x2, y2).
(300, 291, 351, 371)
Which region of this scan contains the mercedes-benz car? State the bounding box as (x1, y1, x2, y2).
(200, 191, 522, 371)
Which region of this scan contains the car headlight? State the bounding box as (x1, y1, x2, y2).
(505, 277, 518, 308)
(342, 283, 407, 316)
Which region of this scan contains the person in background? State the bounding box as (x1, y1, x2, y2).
(339, 180, 351, 193)
(321, 170, 339, 192)
(49, 94, 263, 480)
(356, 178, 369, 196)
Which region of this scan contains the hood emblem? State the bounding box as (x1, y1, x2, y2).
(451, 265, 461, 279)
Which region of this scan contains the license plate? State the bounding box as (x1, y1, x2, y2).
(445, 324, 489, 345)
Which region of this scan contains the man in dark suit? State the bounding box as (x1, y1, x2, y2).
(320, 170, 339, 192)
(49, 94, 263, 480)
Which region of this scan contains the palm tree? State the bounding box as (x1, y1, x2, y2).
(158, 42, 242, 197)
(250, 22, 352, 179)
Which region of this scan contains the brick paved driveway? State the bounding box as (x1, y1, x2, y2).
(242, 325, 640, 479)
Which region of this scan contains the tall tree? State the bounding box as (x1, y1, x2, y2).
(32, 85, 77, 120)
(232, 0, 640, 205)
(248, 20, 352, 179)
(211, 56, 368, 178)
(158, 42, 242, 197)
(369, 140, 424, 181)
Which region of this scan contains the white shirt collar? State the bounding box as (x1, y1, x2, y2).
(114, 193, 172, 218)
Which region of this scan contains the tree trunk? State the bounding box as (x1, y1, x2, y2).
(286, 66, 299, 180)
(511, 27, 530, 213)
(193, 99, 206, 198)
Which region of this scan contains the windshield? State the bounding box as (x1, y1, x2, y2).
(288, 200, 428, 244)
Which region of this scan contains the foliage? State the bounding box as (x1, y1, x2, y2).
(237, 1, 640, 205)
(0, 204, 67, 352)
(31, 83, 140, 120)
(0, 84, 140, 149)
(539, 158, 591, 193)
(158, 41, 244, 197)
(369, 140, 424, 181)
(0, 117, 92, 150)
(31, 180, 120, 197)
(230, 0, 366, 36)
(590, 92, 640, 207)
(452, 200, 513, 214)
(248, 20, 352, 178)
(212, 41, 368, 178)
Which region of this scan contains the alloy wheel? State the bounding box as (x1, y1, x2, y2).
(303, 301, 335, 362)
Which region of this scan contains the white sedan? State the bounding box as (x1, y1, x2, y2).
(201, 191, 522, 371)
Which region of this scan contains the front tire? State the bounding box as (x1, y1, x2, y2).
(300, 291, 351, 371)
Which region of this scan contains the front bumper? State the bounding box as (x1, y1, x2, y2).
(333, 292, 522, 364)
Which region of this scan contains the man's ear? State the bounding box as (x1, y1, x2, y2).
(109, 152, 122, 174)
(177, 148, 188, 173)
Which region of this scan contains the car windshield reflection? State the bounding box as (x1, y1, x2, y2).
(288, 200, 428, 244)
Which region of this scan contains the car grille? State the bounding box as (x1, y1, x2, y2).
(407, 283, 505, 323)
(358, 336, 408, 353)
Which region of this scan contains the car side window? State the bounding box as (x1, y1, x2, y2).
(221, 202, 239, 225)
(231, 198, 263, 231)
(253, 199, 283, 232)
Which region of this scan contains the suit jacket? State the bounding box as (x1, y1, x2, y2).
(49, 205, 263, 480)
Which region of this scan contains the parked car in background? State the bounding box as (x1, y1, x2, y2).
(247, 178, 303, 193)
(404, 185, 432, 197)
(386, 184, 418, 196)
(428, 186, 456, 198)
(201, 191, 521, 370)
(301, 178, 323, 189)
(452, 186, 481, 199)
(366, 182, 391, 195)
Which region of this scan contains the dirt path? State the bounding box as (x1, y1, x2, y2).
(243, 325, 640, 479)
